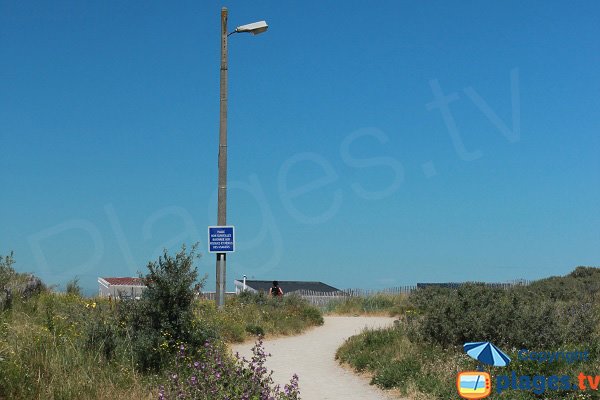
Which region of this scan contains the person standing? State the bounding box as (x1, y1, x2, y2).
(269, 280, 283, 297)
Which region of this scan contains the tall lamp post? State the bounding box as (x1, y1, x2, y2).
(216, 8, 268, 309)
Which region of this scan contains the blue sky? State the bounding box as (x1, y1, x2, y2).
(1, 1, 599, 294)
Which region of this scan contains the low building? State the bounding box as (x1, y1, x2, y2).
(233, 279, 341, 295)
(98, 277, 146, 299)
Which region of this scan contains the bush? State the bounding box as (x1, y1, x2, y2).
(407, 275, 599, 349)
(142, 245, 201, 335)
(120, 245, 213, 371)
(245, 324, 265, 336)
(336, 327, 400, 371)
(300, 305, 324, 326)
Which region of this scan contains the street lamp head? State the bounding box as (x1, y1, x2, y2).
(235, 20, 268, 35)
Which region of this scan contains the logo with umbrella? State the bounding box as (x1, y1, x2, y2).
(457, 342, 511, 399)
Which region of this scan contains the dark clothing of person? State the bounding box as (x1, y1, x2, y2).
(270, 286, 283, 297)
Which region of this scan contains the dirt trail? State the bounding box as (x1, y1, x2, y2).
(231, 316, 402, 400)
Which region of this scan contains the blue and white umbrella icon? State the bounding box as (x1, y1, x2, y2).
(463, 342, 511, 367)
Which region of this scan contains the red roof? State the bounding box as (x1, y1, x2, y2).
(102, 277, 146, 286)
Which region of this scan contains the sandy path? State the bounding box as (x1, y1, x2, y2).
(231, 316, 400, 400)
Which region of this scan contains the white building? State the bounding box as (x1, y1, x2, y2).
(98, 277, 146, 299)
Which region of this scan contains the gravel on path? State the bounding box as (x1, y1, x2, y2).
(231, 316, 403, 400)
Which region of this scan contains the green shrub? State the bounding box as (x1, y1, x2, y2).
(407, 274, 599, 349)
(245, 323, 265, 336)
(120, 245, 213, 371)
(336, 326, 404, 372)
(301, 305, 324, 325)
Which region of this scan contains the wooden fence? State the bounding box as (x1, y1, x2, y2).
(416, 280, 532, 290)
(199, 291, 237, 301)
(342, 286, 417, 297)
(288, 286, 416, 308)
(286, 290, 347, 308)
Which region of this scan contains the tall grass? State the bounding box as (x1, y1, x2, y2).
(197, 291, 324, 342)
(0, 290, 322, 399)
(0, 293, 154, 399)
(324, 293, 409, 315)
(0, 248, 324, 399)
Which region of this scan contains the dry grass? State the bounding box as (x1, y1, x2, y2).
(0, 300, 156, 400)
(324, 293, 410, 316)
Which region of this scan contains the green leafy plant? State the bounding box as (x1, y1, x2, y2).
(120, 244, 212, 371)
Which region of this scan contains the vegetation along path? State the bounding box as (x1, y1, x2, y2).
(232, 316, 402, 400)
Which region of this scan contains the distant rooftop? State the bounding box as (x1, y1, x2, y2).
(100, 277, 146, 286)
(234, 279, 341, 293)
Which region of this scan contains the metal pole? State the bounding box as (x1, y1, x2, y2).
(216, 7, 228, 309)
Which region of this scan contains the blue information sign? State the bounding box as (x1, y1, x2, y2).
(208, 226, 235, 253)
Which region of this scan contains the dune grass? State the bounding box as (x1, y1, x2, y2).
(197, 291, 324, 342)
(336, 267, 600, 399)
(337, 324, 600, 400)
(0, 293, 155, 399)
(0, 290, 322, 399)
(324, 293, 410, 316)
